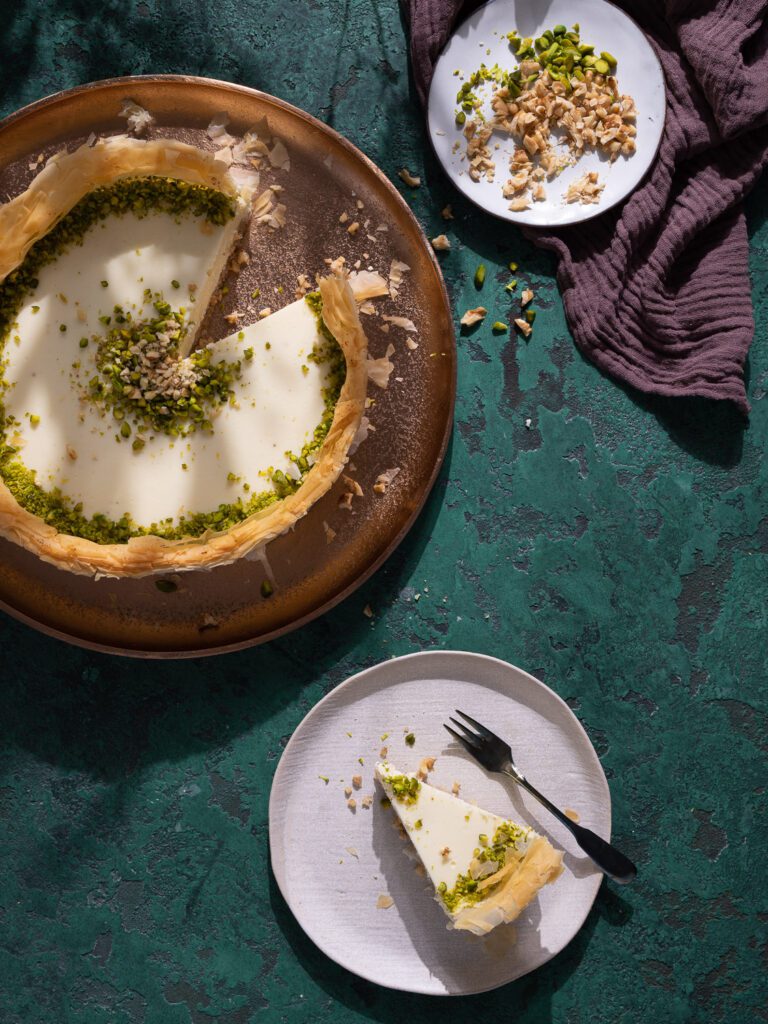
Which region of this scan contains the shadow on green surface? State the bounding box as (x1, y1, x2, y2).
(268, 866, 633, 1021)
(0, 442, 453, 783)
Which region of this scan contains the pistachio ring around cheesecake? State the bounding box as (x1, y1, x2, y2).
(0, 135, 370, 578)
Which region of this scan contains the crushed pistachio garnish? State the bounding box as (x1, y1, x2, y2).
(383, 773, 421, 805)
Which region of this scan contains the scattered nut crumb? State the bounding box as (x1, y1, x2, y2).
(441, 204, 454, 219)
(565, 170, 605, 205)
(514, 317, 532, 338)
(347, 221, 360, 235)
(414, 863, 426, 877)
(376, 894, 394, 909)
(417, 757, 436, 780)
(380, 746, 388, 758)
(352, 775, 362, 789)
(431, 234, 451, 251)
(361, 795, 373, 809)
(521, 288, 534, 306)
(345, 846, 359, 858)
(363, 604, 373, 618)
(398, 168, 421, 187)
(323, 521, 336, 544)
(440, 847, 451, 858)
(460, 306, 487, 327)
(339, 211, 349, 223)
(347, 798, 357, 811)
(344, 787, 352, 798)
(451, 781, 461, 796)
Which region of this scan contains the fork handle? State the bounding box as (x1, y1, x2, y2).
(504, 770, 637, 884)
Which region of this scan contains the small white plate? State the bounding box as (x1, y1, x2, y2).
(427, 0, 666, 226)
(269, 651, 610, 995)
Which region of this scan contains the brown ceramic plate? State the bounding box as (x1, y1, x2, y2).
(0, 75, 456, 658)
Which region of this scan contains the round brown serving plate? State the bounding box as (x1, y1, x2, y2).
(0, 75, 456, 658)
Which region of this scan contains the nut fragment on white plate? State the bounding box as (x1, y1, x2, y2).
(451, 781, 461, 796)
(460, 306, 487, 327)
(398, 168, 421, 187)
(417, 756, 436, 780)
(565, 171, 605, 205)
(361, 795, 374, 809)
(376, 894, 395, 910)
(431, 234, 451, 251)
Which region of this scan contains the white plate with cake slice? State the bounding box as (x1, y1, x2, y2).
(269, 650, 611, 995)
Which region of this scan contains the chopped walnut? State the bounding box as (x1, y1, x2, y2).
(352, 775, 362, 789)
(431, 234, 451, 251)
(361, 795, 373, 809)
(417, 756, 436, 780)
(342, 475, 363, 497)
(460, 306, 487, 327)
(398, 168, 421, 187)
(514, 317, 533, 338)
(451, 781, 461, 796)
(440, 847, 451, 858)
(565, 170, 605, 205)
(347, 221, 360, 235)
(376, 894, 394, 909)
(379, 746, 388, 758)
(347, 797, 357, 811)
(339, 211, 349, 223)
(521, 288, 534, 306)
(344, 787, 352, 798)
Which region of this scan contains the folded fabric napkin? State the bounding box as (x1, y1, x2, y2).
(401, 0, 768, 413)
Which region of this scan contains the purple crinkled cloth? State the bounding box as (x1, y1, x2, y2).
(401, 0, 768, 413)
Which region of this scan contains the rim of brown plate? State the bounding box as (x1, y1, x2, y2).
(0, 74, 456, 659)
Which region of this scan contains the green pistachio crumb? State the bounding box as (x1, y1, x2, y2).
(414, 819, 423, 830)
(31, 305, 40, 314)
(474, 264, 486, 288)
(261, 579, 274, 598)
(100, 280, 108, 288)
(79, 337, 89, 348)
(59, 324, 67, 332)
(244, 347, 253, 360)
(405, 732, 416, 747)
(492, 321, 508, 332)
(29, 415, 40, 427)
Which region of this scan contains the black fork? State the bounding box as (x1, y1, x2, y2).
(445, 709, 637, 884)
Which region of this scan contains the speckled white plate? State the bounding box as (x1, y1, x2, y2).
(269, 651, 610, 995)
(427, 0, 666, 226)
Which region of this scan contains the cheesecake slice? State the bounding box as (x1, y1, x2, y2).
(375, 761, 563, 935)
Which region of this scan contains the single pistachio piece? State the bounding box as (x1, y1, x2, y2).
(474, 264, 486, 288)
(492, 321, 508, 332)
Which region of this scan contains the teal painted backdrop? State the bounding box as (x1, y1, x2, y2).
(1, 2, 766, 1022)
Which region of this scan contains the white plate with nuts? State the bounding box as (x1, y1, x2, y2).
(427, 0, 666, 225)
(269, 650, 609, 995)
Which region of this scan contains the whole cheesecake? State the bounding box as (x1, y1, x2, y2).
(0, 135, 369, 577)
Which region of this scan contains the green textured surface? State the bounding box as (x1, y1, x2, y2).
(1, 2, 767, 1022)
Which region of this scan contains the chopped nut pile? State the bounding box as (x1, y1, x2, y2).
(457, 24, 637, 209)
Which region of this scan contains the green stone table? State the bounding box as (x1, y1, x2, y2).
(1, 3, 766, 1021)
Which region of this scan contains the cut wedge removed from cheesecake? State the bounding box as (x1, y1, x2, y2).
(375, 761, 563, 935)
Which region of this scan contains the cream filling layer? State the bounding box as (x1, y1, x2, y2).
(3, 211, 329, 526)
(375, 762, 533, 895)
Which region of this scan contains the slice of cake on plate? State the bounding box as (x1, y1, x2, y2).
(375, 760, 563, 935)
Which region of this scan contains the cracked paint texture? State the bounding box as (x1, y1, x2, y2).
(0, 2, 766, 1023)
